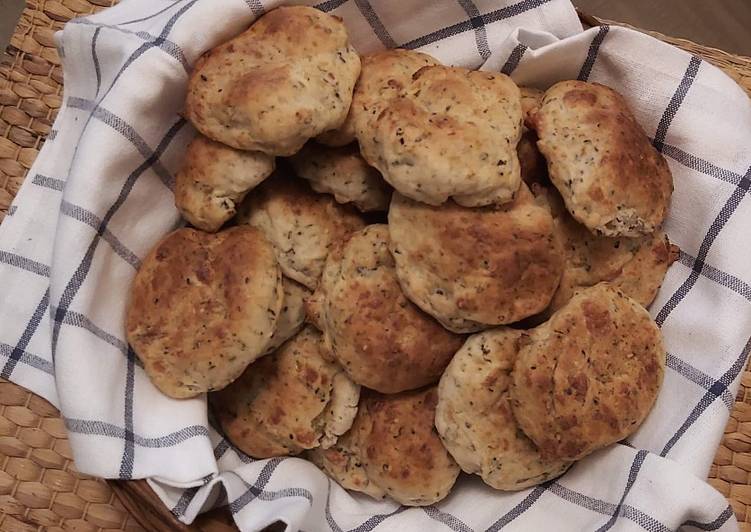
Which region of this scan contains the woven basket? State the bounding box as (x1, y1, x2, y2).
(1, 2, 750, 531)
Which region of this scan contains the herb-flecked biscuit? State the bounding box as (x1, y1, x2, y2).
(307, 225, 463, 393)
(236, 174, 365, 289)
(318, 49, 440, 147)
(174, 135, 275, 232)
(510, 284, 666, 461)
(361, 66, 523, 207)
(289, 142, 390, 212)
(185, 6, 360, 156)
(126, 226, 283, 399)
(436, 328, 571, 490)
(531, 81, 673, 236)
(212, 327, 360, 458)
(263, 277, 310, 356)
(388, 184, 564, 332)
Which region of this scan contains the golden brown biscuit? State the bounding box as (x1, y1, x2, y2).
(388, 185, 564, 332)
(436, 328, 571, 490)
(289, 142, 391, 212)
(531, 81, 673, 236)
(533, 185, 678, 313)
(263, 277, 310, 356)
(361, 66, 523, 207)
(317, 49, 440, 147)
(510, 284, 666, 461)
(310, 225, 463, 393)
(212, 327, 360, 458)
(126, 226, 283, 399)
(236, 174, 365, 289)
(185, 6, 360, 156)
(174, 135, 274, 232)
(517, 87, 548, 187)
(520, 86, 544, 123)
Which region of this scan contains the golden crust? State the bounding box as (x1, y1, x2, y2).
(436, 328, 571, 490)
(361, 66, 523, 207)
(312, 225, 463, 393)
(318, 49, 440, 147)
(185, 6, 361, 156)
(212, 327, 360, 458)
(517, 87, 548, 187)
(510, 284, 666, 461)
(388, 185, 564, 332)
(532, 81, 673, 236)
(263, 277, 310, 356)
(236, 174, 365, 289)
(174, 135, 274, 232)
(126, 226, 283, 398)
(289, 142, 391, 212)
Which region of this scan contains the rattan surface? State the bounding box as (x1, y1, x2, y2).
(1, 2, 750, 532)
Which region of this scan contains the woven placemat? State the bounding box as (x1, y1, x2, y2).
(1, 2, 751, 531)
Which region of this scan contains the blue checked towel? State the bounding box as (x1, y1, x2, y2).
(0, 0, 749, 530)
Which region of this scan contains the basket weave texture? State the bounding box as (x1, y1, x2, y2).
(1, 2, 751, 531)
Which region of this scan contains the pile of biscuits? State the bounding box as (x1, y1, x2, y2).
(125, 6, 678, 506)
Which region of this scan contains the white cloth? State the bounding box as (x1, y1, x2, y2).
(0, 0, 749, 530)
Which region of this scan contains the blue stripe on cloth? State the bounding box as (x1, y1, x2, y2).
(315, 0, 348, 12)
(548, 482, 670, 532)
(594, 450, 648, 531)
(653, 56, 702, 152)
(678, 250, 751, 303)
(423, 505, 473, 532)
(0, 342, 54, 375)
(455, 0, 492, 60)
(243, 0, 265, 16)
(1, 288, 50, 379)
(661, 143, 745, 186)
(500, 43, 527, 75)
(7, 205, 17, 216)
(0, 250, 50, 277)
(661, 335, 751, 457)
(228, 458, 285, 514)
(64, 417, 209, 447)
(324, 477, 407, 532)
(682, 506, 734, 531)
(577, 25, 609, 81)
(116, 0, 192, 26)
(92, 27, 102, 96)
(401, 0, 553, 50)
(60, 201, 142, 270)
(353, 0, 398, 48)
(666, 353, 735, 410)
(31, 174, 65, 191)
(119, 346, 137, 478)
(485, 485, 548, 531)
(47, 130, 58, 141)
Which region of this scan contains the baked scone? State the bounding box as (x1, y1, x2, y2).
(360, 65, 523, 207)
(263, 277, 310, 356)
(388, 184, 564, 332)
(289, 142, 390, 212)
(318, 49, 439, 147)
(236, 174, 365, 289)
(517, 87, 547, 187)
(174, 135, 274, 232)
(312, 388, 459, 505)
(185, 6, 360, 156)
(510, 284, 666, 461)
(436, 328, 571, 490)
(307, 225, 463, 393)
(533, 185, 678, 313)
(531, 81, 673, 236)
(212, 327, 360, 458)
(126, 226, 283, 399)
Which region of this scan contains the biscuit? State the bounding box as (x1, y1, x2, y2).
(517, 87, 548, 187)
(174, 135, 275, 232)
(510, 284, 666, 461)
(531, 81, 673, 236)
(311, 225, 463, 393)
(236, 174, 365, 289)
(436, 328, 571, 490)
(388, 184, 564, 332)
(289, 142, 391, 212)
(185, 6, 360, 156)
(263, 277, 310, 356)
(534, 185, 678, 313)
(126, 226, 283, 399)
(213, 327, 360, 458)
(360, 65, 523, 207)
(318, 49, 440, 148)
